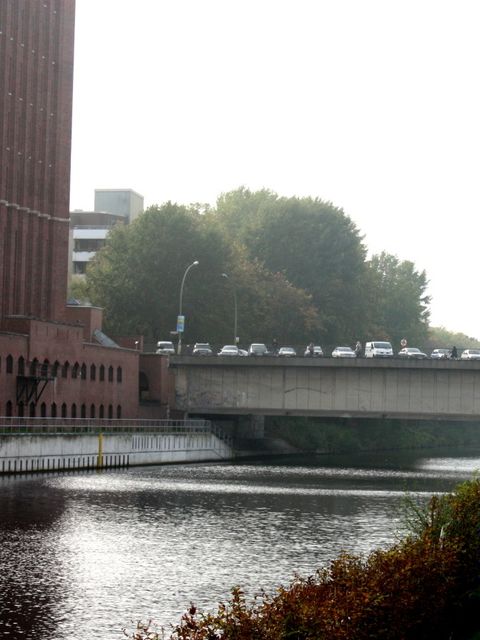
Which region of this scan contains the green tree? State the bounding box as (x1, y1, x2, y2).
(215, 189, 369, 344)
(366, 252, 430, 347)
(85, 202, 232, 342)
(84, 202, 320, 346)
(428, 326, 480, 350)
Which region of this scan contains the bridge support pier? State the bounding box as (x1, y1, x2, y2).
(237, 414, 265, 439)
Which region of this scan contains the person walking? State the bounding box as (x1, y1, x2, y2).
(451, 346, 458, 359)
(355, 341, 362, 358)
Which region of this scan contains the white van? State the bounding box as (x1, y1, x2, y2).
(364, 341, 393, 358)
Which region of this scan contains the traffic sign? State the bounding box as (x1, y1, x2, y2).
(400, 338, 407, 347)
(176, 315, 185, 333)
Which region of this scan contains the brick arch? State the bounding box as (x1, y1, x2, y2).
(30, 358, 39, 376)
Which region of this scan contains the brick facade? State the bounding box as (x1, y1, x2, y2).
(0, 1, 171, 420)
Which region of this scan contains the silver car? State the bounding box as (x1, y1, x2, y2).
(192, 342, 213, 356)
(332, 346, 356, 358)
(278, 347, 297, 357)
(248, 343, 269, 356)
(218, 345, 241, 356)
(430, 348, 451, 359)
(398, 347, 427, 359)
(460, 349, 480, 360)
(156, 340, 175, 355)
(304, 345, 323, 357)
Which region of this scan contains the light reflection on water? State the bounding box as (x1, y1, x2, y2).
(0, 448, 479, 639)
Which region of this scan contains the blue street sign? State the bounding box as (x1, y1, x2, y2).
(177, 315, 185, 333)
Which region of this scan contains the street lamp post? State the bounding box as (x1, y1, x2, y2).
(177, 260, 199, 355)
(221, 273, 238, 344)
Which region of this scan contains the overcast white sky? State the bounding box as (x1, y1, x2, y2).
(70, 0, 480, 339)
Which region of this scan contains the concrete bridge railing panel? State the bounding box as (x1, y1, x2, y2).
(171, 358, 480, 421)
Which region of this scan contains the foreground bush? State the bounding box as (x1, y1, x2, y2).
(127, 479, 480, 640)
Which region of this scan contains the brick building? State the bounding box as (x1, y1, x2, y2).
(0, 1, 171, 419)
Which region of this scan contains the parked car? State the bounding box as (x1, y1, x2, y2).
(364, 341, 394, 358)
(460, 349, 480, 360)
(430, 348, 451, 359)
(398, 347, 428, 359)
(218, 345, 241, 356)
(156, 340, 175, 355)
(332, 346, 356, 358)
(192, 342, 213, 356)
(238, 348, 248, 356)
(248, 343, 269, 356)
(304, 345, 323, 357)
(277, 347, 297, 357)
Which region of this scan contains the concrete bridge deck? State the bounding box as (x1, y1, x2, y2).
(170, 356, 480, 421)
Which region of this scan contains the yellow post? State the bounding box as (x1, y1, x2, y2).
(97, 432, 103, 469)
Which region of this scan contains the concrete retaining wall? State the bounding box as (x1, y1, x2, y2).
(0, 431, 233, 474)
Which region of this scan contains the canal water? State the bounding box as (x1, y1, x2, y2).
(1, 448, 479, 639)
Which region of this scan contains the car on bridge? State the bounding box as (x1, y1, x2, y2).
(192, 343, 213, 356)
(460, 349, 480, 360)
(248, 343, 269, 356)
(277, 347, 297, 357)
(430, 348, 451, 359)
(332, 346, 356, 358)
(218, 345, 243, 356)
(364, 341, 394, 358)
(156, 340, 175, 355)
(304, 344, 323, 357)
(398, 347, 428, 359)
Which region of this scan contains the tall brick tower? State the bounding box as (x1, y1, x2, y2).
(0, 0, 76, 323)
(0, 0, 150, 422)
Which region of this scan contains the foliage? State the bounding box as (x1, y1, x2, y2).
(366, 252, 430, 346)
(265, 416, 480, 454)
(125, 479, 480, 640)
(81, 189, 437, 346)
(215, 189, 369, 344)
(68, 275, 90, 303)
(84, 202, 320, 344)
(428, 326, 480, 351)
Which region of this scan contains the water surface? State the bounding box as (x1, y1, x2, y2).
(0, 448, 479, 638)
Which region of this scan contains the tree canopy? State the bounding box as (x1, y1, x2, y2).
(366, 252, 430, 346)
(215, 189, 368, 343)
(81, 189, 434, 350)
(84, 202, 320, 345)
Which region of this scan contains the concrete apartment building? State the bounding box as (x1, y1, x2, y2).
(70, 189, 144, 276)
(0, 0, 170, 420)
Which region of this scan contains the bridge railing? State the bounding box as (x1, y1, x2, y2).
(0, 417, 212, 436)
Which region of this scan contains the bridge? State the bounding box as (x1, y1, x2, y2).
(170, 356, 480, 421)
